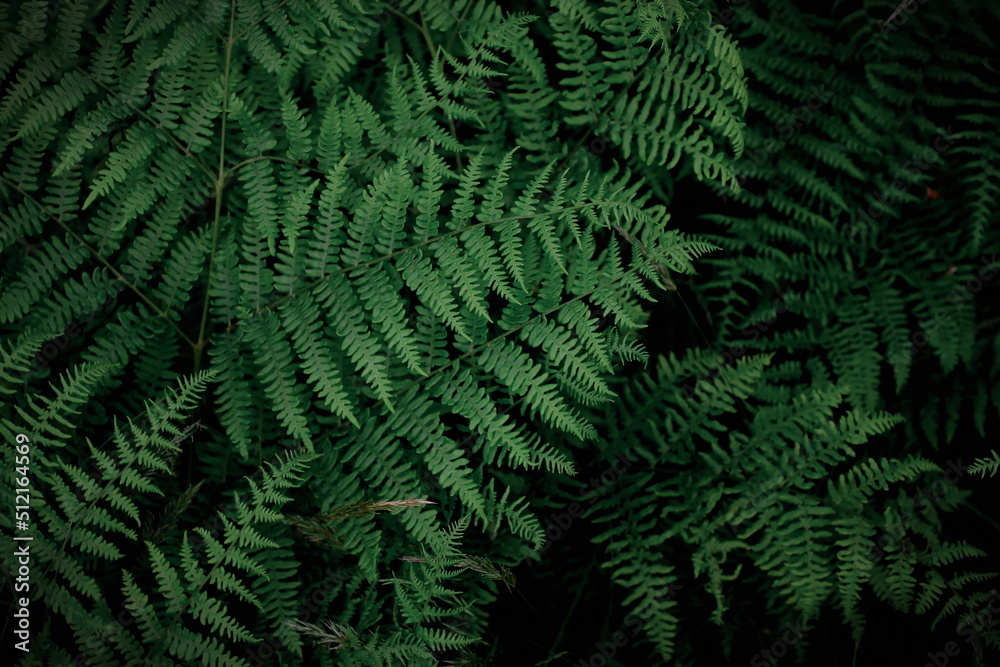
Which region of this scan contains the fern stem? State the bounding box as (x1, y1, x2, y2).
(72, 66, 216, 181)
(959, 499, 1000, 536)
(554, 59, 651, 176)
(232, 0, 289, 43)
(412, 9, 464, 171)
(228, 154, 301, 174)
(0, 176, 197, 348)
(384, 5, 424, 34)
(973, 316, 1000, 334)
(545, 557, 596, 659)
(221, 199, 633, 334)
(352, 5, 501, 173)
(443, 0, 474, 53)
(142, 458, 276, 663)
(268, 227, 661, 433)
(193, 0, 237, 372)
(386, 262, 653, 408)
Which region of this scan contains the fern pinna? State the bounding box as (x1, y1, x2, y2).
(2, 0, 999, 665)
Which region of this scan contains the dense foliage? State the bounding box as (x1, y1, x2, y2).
(1, 0, 999, 665)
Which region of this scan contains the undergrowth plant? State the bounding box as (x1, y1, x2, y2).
(1, 0, 998, 665)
